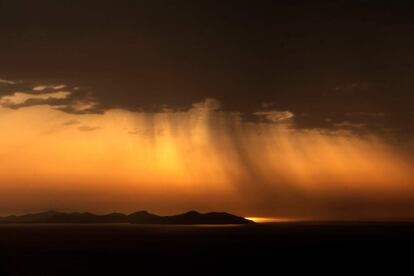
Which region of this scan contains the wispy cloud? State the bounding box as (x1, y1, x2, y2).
(0, 91, 71, 107)
(191, 98, 221, 111)
(0, 78, 16, 85)
(334, 121, 368, 129)
(32, 86, 47, 91)
(254, 110, 294, 123)
(0, 79, 102, 114)
(78, 125, 101, 132)
(62, 119, 81, 126)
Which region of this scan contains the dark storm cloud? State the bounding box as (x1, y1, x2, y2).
(0, 0, 413, 135)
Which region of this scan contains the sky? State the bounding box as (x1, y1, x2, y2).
(0, 0, 414, 219)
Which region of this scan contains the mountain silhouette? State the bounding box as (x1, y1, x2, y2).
(128, 210, 254, 224)
(0, 210, 254, 224)
(127, 211, 164, 224)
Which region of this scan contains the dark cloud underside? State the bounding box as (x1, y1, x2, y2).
(0, 0, 413, 133)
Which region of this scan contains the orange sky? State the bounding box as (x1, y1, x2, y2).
(0, 94, 413, 219)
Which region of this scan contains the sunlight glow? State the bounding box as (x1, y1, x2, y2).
(246, 217, 296, 223)
(0, 99, 413, 218)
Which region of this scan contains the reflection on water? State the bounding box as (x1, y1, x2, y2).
(246, 217, 297, 223)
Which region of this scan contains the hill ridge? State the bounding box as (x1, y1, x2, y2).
(0, 210, 254, 225)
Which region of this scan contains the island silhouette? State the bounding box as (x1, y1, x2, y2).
(0, 210, 254, 224)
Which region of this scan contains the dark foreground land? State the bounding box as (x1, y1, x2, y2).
(0, 210, 253, 225)
(0, 222, 413, 275)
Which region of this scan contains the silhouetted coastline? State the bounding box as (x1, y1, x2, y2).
(0, 210, 254, 225)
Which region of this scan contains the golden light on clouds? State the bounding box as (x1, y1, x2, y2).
(0, 98, 413, 218)
(0, 91, 70, 106)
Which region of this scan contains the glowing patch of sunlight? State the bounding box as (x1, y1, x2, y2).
(246, 217, 296, 223)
